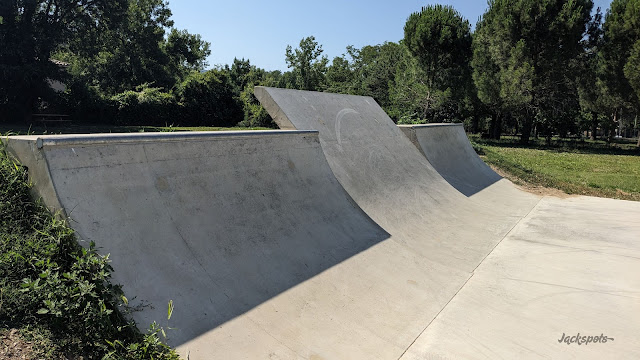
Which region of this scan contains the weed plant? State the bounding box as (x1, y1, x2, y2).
(0, 142, 179, 359)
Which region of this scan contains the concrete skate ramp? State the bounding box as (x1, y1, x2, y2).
(255, 87, 538, 240)
(5, 131, 404, 357)
(398, 123, 501, 196)
(255, 87, 640, 359)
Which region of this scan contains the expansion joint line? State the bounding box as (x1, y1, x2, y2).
(395, 196, 545, 360)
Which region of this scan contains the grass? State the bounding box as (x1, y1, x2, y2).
(0, 122, 271, 358)
(0, 123, 272, 136)
(470, 134, 640, 201)
(0, 142, 180, 359)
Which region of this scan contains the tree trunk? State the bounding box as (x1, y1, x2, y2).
(520, 118, 533, 144)
(607, 108, 617, 144)
(590, 111, 598, 140)
(489, 113, 502, 140)
(471, 112, 479, 134)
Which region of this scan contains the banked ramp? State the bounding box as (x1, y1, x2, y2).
(255, 87, 640, 359)
(398, 123, 501, 196)
(4, 131, 394, 358)
(397, 123, 535, 211)
(4, 88, 639, 359)
(3, 125, 534, 359)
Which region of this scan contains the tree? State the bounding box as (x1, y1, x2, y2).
(0, 0, 127, 121)
(472, 0, 593, 143)
(577, 7, 605, 140)
(58, 0, 210, 96)
(165, 28, 211, 79)
(600, 0, 640, 143)
(285, 36, 328, 91)
(403, 5, 473, 122)
(177, 70, 242, 127)
(325, 54, 355, 94)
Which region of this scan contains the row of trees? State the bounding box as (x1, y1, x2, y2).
(0, 0, 282, 127)
(1, 1, 639, 143)
(281, 1, 640, 144)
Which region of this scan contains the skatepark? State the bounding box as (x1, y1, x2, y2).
(4, 88, 640, 359)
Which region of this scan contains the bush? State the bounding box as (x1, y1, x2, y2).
(0, 143, 179, 359)
(176, 70, 243, 127)
(110, 85, 179, 126)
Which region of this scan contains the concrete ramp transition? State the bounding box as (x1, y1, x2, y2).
(4, 131, 392, 357)
(398, 123, 501, 196)
(255, 87, 640, 359)
(3, 87, 639, 359)
(397, 122, 535, 212)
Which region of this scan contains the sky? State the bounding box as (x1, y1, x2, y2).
(169, 0, 613, 72)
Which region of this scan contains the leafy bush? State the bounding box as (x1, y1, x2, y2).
(238, 84, 276, 128)
(0, 143, 179, 359)
(176, 70, 243, 127)
(110, 85, 179, 126)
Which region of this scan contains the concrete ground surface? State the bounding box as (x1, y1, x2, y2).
(2, 88, 639, 359)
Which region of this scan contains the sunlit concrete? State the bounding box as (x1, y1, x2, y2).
(2, 88, 638, 359)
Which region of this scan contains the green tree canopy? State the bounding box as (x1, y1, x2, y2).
(471, 0, 593, 142)
(285, 36, 328, 91)
(402, 5, 473, 122)
(404, 5, 472, 90)
(0, 0, 127, 121)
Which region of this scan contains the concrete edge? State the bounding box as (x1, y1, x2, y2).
(1, 136, 66, 215)
(396, 126, 426, 158)
(255, 87, 298, 130)
(5, 130, 318, 149)
(1, 130, 319, 217)
(397, 123, 463, 128)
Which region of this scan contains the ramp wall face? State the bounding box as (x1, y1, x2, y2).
(398, 123, 501, 196)
(4, 131, 393, 355)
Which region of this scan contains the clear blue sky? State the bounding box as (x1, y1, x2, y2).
(169, 0, 613, 72)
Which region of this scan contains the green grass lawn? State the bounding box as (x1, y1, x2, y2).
(470, 135, 640, 201)
(0, 123, 272, 136)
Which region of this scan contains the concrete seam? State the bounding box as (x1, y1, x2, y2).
(471, 196, 544, 274)
(245, 314, 307, 358)
(395, 196, 545, 360)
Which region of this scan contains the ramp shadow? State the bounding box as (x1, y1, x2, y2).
(8, 132, 390, 348)
(398, 124, 503, 197)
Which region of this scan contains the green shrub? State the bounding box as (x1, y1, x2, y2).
(110, 85, 179, 126)
(0, 143, 179, 359)
(176, 70, 243, 127)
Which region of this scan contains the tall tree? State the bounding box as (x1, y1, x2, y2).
(403, 5, 473, 122)
(285, 36, 328, 91)
(601, 0, 640, 144)
(0, 0, 127, 121)
(472, 0, 593, 143)
(577, 7, 605, 140)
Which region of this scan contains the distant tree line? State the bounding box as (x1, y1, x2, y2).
(283, 1, 640, 145)
(1, 0, 639, 144)
(0, 0, 282, 127)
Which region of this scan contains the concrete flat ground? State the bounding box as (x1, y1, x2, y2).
(3, 88, 639, 359)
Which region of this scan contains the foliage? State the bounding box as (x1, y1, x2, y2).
(471, 135, 640, 200)
(0, 143, 179, 359)
(176, 70, 242, 127)
(404, 5, 472, 93)
(602, 0, 640, 109)
(285, 36, 329, 91)
(472, 0, 594, 143)
(0, 0, 127, 121)
(325, 43, 404, 114)
(110, 85, 178, 125)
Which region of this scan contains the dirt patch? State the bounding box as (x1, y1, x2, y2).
(489, 165, 576, 199)
(0, 329, 36, 360)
